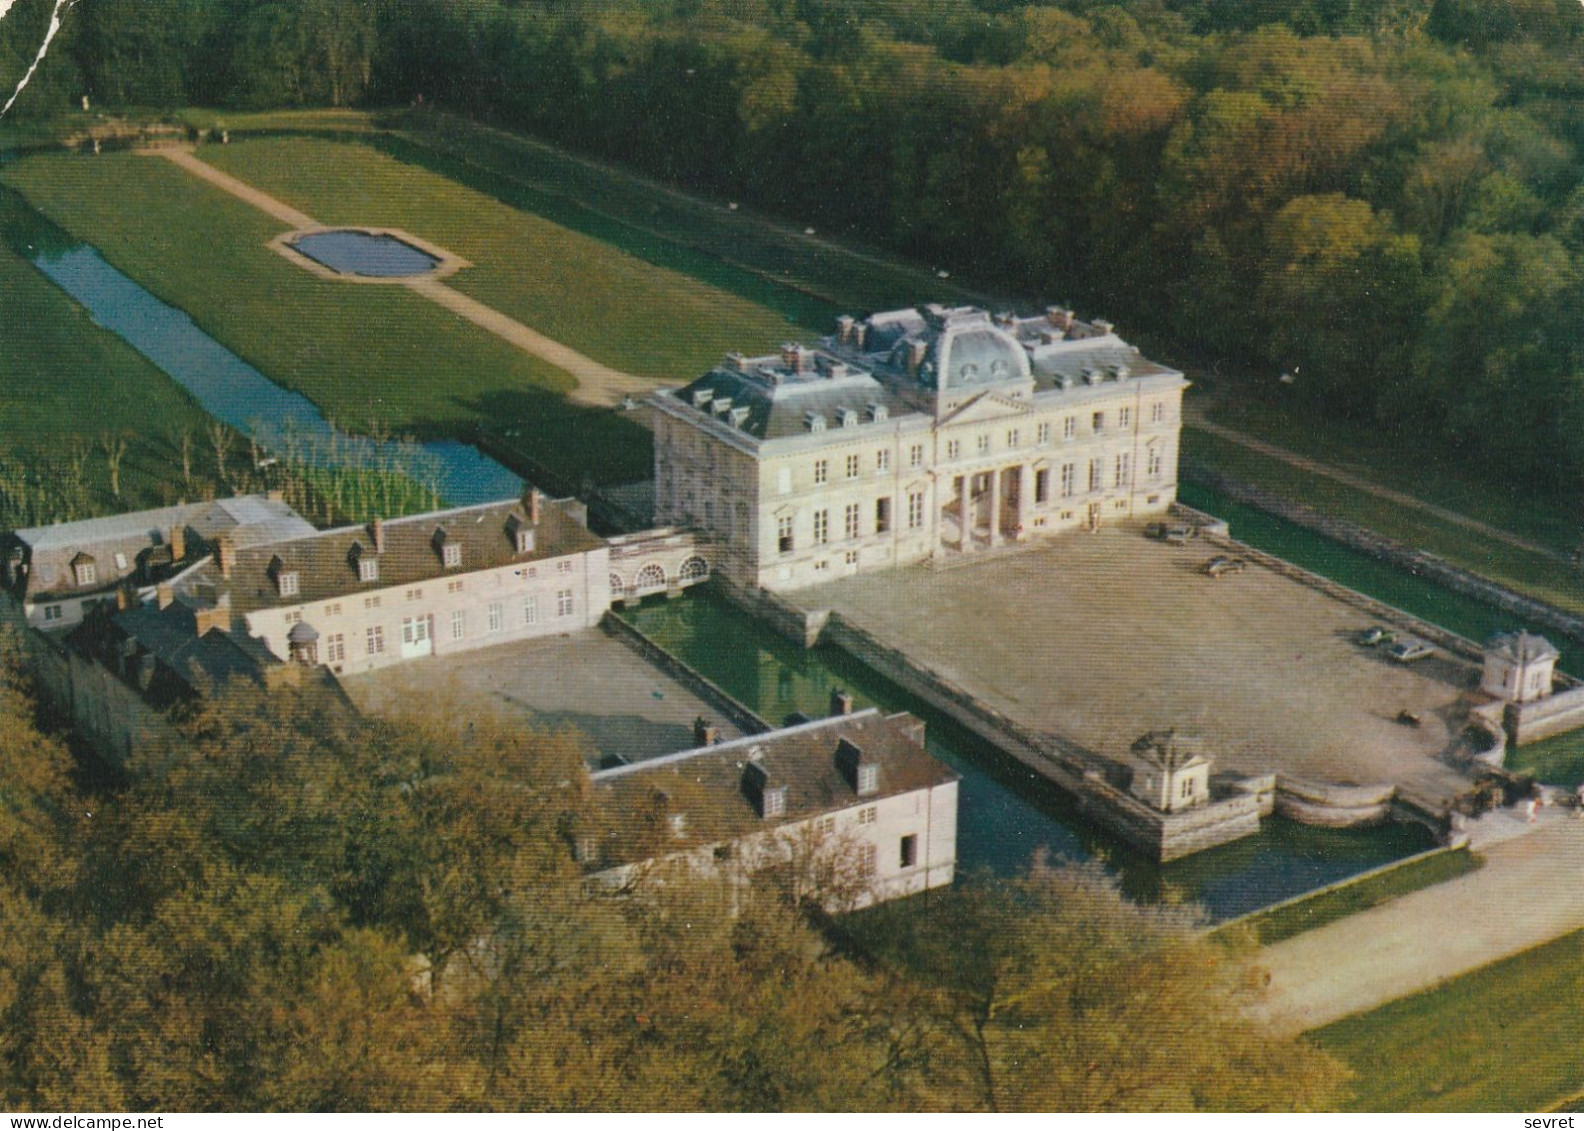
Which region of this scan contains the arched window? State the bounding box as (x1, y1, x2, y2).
(608, 572, 626, 596)
(635, 563, 667, 591)
(678, 556, 709, 582)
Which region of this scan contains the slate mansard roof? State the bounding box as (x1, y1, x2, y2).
(583, 708, 957, 869)
(176, 493, 604, 615)
(660, 304, 1185, 442)
(2, 495, 315, 605)
(1486, 630, 1560, 666)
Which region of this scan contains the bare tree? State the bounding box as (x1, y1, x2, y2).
(100, 432, 129, 499)
(207, 422, 234, 485)
(177, 428, 194, 491)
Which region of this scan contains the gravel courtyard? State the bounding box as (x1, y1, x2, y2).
(800, 528, 1479, 806)
(340, 630, 742, 764)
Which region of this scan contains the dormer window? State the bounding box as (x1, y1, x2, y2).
(359, 557, 378, 583)
(517, 529, 535, 554)
(867, 402, 888, 423)
(75, 562, 96, 587)
(761, 786, 787, 818)
(805, 411, 826, 433)
(278, 570, 300, 597)
(857, 763, 879, 796)
(443, 543, 461, 568)
(839, 408, 859, 428)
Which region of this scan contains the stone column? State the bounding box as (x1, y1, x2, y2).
(958, 474, 972, 552)
(1017, 464, 1033, 539)
(989, 467, 1003, 545)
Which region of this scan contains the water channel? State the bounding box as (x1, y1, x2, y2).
(0, 180, 522, 506)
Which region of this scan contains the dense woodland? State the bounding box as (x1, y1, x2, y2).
(6, 0, 1584, 489)
(0, 633, 1345, 1110)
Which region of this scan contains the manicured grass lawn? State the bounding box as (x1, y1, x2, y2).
(1183, 427, 1584, 617)
(1229, 848, 1482, 946)
(0, 233, 221, 516)
(1508, 730, 1584, 790)
(196, 135, 808, 381)
(1312, 928, 1584, 1110)
(1201, 394, 1581, 556)
(0, 150, 660, 485)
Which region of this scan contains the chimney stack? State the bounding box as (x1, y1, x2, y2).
(156, 583, 174, 610)
(370, 518, 386, 555)
(694, 715, 720, 747)
(528, 488, 542, 525)
(836, 315, 855, 344)
(217, 536, 234, 580)
(830, 688, 854, 716)
(170, 525, 186, 562)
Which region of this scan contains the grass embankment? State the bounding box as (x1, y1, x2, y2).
(1226, 848, 1483, 947)
(1183, 426, 1584, 618)
(1508, 730, 1584, 790)
(0, 236, 221, 518)
(385, 108, 993, 317)
(1313, 927, 1584, 1111)
(196, 134, 807, 382)
(0, 149, 653, 486)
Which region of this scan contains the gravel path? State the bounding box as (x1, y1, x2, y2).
(151, 146, 653, 406)
(1251, 809, 1584, 1034)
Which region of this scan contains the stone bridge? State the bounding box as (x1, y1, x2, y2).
(605, 527, 714, 604)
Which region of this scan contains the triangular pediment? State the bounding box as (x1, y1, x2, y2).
(936, 392, 1032, 426)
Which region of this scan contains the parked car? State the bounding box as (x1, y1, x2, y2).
(1356, 625, 1396, 647)
(1385, 638, 1433, 663)
(1202, 555, 1247, 578)
(1145, 522, 1195, 544)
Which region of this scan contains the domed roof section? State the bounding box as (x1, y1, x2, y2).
(911, 307, 1030, 391)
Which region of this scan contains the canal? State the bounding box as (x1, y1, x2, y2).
(623, 590, 1437, 921)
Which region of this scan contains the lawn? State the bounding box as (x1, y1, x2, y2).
(1226, 848, 1483, 946)
(1312, 927, 1584, 1111)
(1508, 730, 1584, 790)
(0, 149, 659, 486)
(0, 202, 222, 517)
(1183, 426, 1584, 617)
(195, 134, 808, 381)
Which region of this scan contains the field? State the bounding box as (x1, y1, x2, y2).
(1313, 928, 1584, 1111)
(1508, 729, 1584, 790)
(0, 195, 221, 517)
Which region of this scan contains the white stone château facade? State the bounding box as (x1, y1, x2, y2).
(651, 304, 1189, 591)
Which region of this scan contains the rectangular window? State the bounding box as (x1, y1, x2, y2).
(817, 815, 837, 836)
(778, 515, 794, 554)
(365, 625, 384, 656)
(75, 562, 96, 587)
(858, 806, 878, 826)
(845, 454, 860, 479)
(977, 434, 990, 455)
(284, 611, 302, 626)
(446, 580, 464, 594)
(1060, 463, 1075, 498)
(1115, 452, 1131, 487)
(326, 634, 345, 663)
(875, 496, 892, 534)
(946, 440, 961, 461)
(1063, 416, 1076, 441)
(907, 492, 925, 529)
(451, 610, 466, 640)
(557, 560, 573, 574)
(1119, 406, 1132, 428)
(324, 602, 341, 617)
(1089, 460, 1101, 492)
(523, 596, 538, 625)
(406, 588, 422, 602)
(358, 558, 379, 583)
(900, 834, 918, 868)
(1152, 401, 1165, 424)
(1147, 448, 1163, 480)
(813, 459, 828, 485)
(279, 572, 300, 598)
(876, 449, 891, 472)
(487, 601, 503, 633)
(813, 560, 830, 574)
(557, 588, 574, 617)
(843, 503, 860, 539)
(442, 543, 462, 568)
(844, 550, 859, 566)
(1034, 468, 1050, 503)
(860, 843, 878, 878)
(1007, 428, 1020, 448)
(909, 443, 924, 469)
(363, 595, 381, 610)
(813, 509, 829, 544)
(43, 604, 62, 622)
(1092, 411, 1105, 432)
(1037, 421, 1051, 445)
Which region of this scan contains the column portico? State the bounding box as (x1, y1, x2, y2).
(989, 467, 1003, 545)
(958, 474, 972, 553)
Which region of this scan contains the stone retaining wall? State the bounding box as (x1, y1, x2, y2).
(1509, 685, 1584, 746)
(599, 612, 772, 737)
(1273, 776, 1397, 827)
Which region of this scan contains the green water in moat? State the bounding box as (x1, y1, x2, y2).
(624, 591, 1437, 921)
